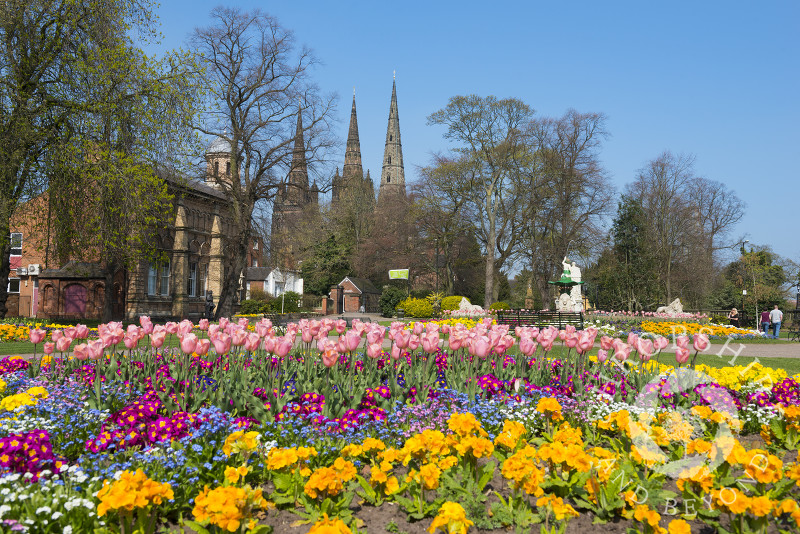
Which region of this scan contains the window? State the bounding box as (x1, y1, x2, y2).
(388, 156, 391, 164)
(274, 282, 284, 296)
(251, 257, 258, 267)
(389, 135, 392, 141)
(10, 233, 21, 256)
(160, 260, 170, 296)
(187, 262, 197, 297)
(147, 264, 158, 295)
(226, 162, 231, 174)
(7, 278, 19, 294)
(214, 161, 219, 177)
(387, 175, 391, 183)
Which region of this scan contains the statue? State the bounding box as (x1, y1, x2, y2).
(204, 291, 215, 320)
(569, 261, 582, 310)
(556, 292, 574, 312)
(656, 298, 684, 316)
(458, 297, 483, 313)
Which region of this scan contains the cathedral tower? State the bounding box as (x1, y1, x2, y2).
(377, 75, 406, 206)
(332, 92, 365, 202)
(271, 103, 315, 268)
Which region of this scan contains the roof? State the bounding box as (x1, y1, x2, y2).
(340, 276, 380, 294)
(39, 261, 105, 280)
(246, 267, 271, 281)
(206, 137, 230, 155)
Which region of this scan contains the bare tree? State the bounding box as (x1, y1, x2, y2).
(191, 7, 335, 317)
(518, 110, 613, 306)
(427, 95, 533, 307)
(627, 152, 697, 303)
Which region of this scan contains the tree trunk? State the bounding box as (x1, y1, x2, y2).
(484, 215, 496, 309)
(0, 217, 13, 318)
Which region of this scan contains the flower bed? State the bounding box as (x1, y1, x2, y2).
(0, 317, 799, 533)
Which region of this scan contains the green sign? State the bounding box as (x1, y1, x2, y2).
(389, 269, 409, 280)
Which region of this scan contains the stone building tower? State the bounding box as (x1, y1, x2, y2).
(332, 92, 374, 204)
(377, 76, 406, 207)
(271, 104, 317, 268)
(204, 137, 233, 186)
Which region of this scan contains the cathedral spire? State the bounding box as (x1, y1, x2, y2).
(378, 76, 405, 205)
(290, 102, 308, 182)
(343, 93, 363, 180)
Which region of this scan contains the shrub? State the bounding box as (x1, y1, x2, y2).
(239, 299, 264, 314)
(249, 288, 268, 302)
(442, 296, 467, 311)
(264, 291, 301, 313)
(489, 301, 510, 311)
(710, 315, 729, 325)
(396, 297, 433, 318)
(380, 286, 407, 317)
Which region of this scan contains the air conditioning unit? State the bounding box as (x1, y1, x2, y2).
(27, 264, 40, 276)
(16, 267, 27, 276)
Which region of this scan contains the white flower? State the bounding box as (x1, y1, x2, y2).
(36, 506, 52, 515)
(63, 526, 73, 534)
(51, 511, 63, 520)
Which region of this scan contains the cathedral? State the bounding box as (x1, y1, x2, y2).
(271, 77, 407, 267)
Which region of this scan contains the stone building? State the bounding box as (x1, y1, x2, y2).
(377, 77, 406, 209)
(8, 140, 263, 321)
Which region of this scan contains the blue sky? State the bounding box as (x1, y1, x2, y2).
(151, 1, 799, 265)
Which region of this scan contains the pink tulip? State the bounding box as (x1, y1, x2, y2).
(99, 332, 114, 349)
(449, 335, 462, 352)
(212, 333, 232, 355)
(195, 339, 211, 356)
(219, 317, 230, 330)
(407, 334, 420, 351)
(390, 342, 402, 360)
(301, 328, 314, 343)
(576, 331, 594, 354)
(675, 335, 690, 350)
(124, 335, 138, 350)
(198, 318, 210, 331)
(693, 333, 709, 352)
(180, 333, 198, 354)
(322, 349, 338, 368)
(422, 331, 440, 354)
(263, 336, 277, 353)
(164, 322, 178, 335)
(334, 320, 347, 334)
(654, 336, 669, 352)
(613, 343, 631, 362)
(394, 330, 411, 349)
(638, 339, 654, 362)
(51, 329, 62, 342)
(29, 328, 46, 344)
(238, 317, 249, 328)
(64, 326, 76, 339)
(43, 342, 55, 355)
(255, 321, 271, 338)
(600, 336, 614, 351)
(470, 336, 492, 358)
(73, 324, 89, 339)
(150, 331, 166, 349)
(87, 340, 104, 360)
(675, 347, 691, 364)
(519, 336, 537, 357)
(178, 320, 194, 336)
(597, 349, 608, 363)
(231, 328, 247, 347)
(367, 342, 382, 359)
(56, 336, 72, 352)
(275, 337, 293, 358)
(366, 327, 385, 345)
(627, 332, 639, 346)
(208, 324, 220, 338)
(565, 332, 579, 349)
(345, 330, 361, 352)
(73, 343, 89, 360)
(413, 322, 424, 335)
(244, 332, 260, 352)
(139, 316, 153, 334)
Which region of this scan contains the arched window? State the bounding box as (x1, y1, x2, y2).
(387, 156, 391, 164)
(226, 161, 231, 174)
(214, 161, 219, 177)
(389, 135, 392, 141)
(387, 175, 391, 183)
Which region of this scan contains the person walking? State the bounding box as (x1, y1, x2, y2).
(769, 305, 783, 338)
(761, 309, 771, 336)
(728, 308, 740, 328)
